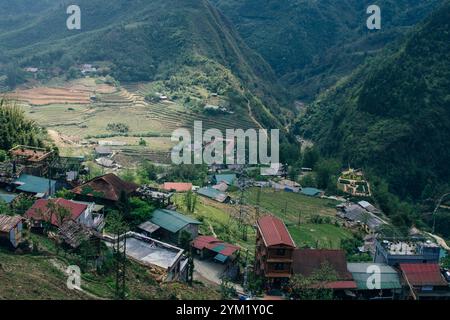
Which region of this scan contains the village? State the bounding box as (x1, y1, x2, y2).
(0, 144, 449, 300)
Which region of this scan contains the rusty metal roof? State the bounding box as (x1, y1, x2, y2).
(257, 215, 295, 247)
(0, 215, 22, 233)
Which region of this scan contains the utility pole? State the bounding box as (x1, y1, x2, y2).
(432, 193, 450, 233)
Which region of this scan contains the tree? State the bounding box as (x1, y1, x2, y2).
(315, 159, 340, 191)
(288, 262, 338, 300)
(55, 188, 75, 200)
(302, 147, 319, 169)
(0, 149, 6, 162)
(184, 190, 197, 214)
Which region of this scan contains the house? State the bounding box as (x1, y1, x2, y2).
(95, 157, 117, 168)
(13, 174, 57, 198)
(197, 187, 229, 203)
(300, 187, 324, 197)
(71, 173, 138, 205)
(254, 215, 296, 289)
(400, 263, 450, 300)
(213, 174, 236, 186)
(9, 145, 54, 176)
(374, 239, 441, 266)
(271, 179, 301, 193)
(347, 263, 402, 300)
(336, 202, 386, 233)
(0, 215, 23, 248)
(94, 146, 113, 157)
(357, 200, 381, 214)
(212, 181, 229, 192)
(136, 185, 173, 206)
(0, 192, 18, 205)
(162, 182, 193, 193)
(192, 235, 240, 264)
(25, 198, 104, 230)
(0, 161, 24, 185)
(58, 219, 101, 250)
(106, 232, 188, 282)
(292, 249, 357, 294)
(139, 209, 201, 245)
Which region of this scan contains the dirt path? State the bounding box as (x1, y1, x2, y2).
(247, 99, 265, 131)
(426, 232, 450, 251)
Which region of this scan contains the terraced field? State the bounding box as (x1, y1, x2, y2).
(17, 78, 259, 165)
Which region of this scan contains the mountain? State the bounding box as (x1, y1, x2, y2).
(212, 0, 442, 100)
(295, 1, 450, 200)
(0, 0, 285, 127)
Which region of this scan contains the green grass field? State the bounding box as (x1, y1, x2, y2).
(288, 224, 354, 249)
(244, 188, 355, 249)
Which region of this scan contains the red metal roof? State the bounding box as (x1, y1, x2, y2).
(71, 173, 138, 201)
(257, 215, 295, 247)
(25, 198, 88, 227)
(400, 263, 448, 287)
(162, 182, 193, 192)
(192, 235, 240, 257)
(292, 249, 353, 280)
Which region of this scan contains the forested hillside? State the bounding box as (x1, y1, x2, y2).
(213, 0, 442, 100)
(296, 1, 450, 203)
(0, 0, 285, 127)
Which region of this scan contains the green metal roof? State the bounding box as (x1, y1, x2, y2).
(301, 187, 323, 196)
(214, 174, 236, 185)
(347, 263, 402, 290)
(197, 187, 224, 198)
(14, 174, 56, 194)
(150, 209, 201, 233)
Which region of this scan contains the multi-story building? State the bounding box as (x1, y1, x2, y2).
(255, 215, 296, 289)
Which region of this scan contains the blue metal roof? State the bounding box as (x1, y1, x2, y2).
(14, 174, 56, 194)
(0, 193, 17, 204)
(214, 253, 229, 263)
(214, 174, 236, 185)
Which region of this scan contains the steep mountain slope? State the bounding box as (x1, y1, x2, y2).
(0, 0, 284, 127)
(296, 1, 450, 200)
(213, 0, 442, 100)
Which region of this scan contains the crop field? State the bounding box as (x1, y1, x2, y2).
(15, 78, 258, 164)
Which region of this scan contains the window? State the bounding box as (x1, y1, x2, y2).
(274, 263, 284, 271)
(276, 248, 286, 256)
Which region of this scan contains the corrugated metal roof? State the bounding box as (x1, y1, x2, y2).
(150, 209, 201, 234)
(162, 182, 192, 192)
(347, 263, 402, 290)
(71, 173, 138, 201)
(293, 249, 352, 280)
(400, 263, 448, 287)
(301, 187, 322, 196)
(0, 214, 22, 232)
(197, 187, 229, 203)
(214, 174, 236, 185)
(0, 193, 17, 204)
(25, 198, 88, 227)
(15, 174, 56, 194)
(257, 215, 295, 247)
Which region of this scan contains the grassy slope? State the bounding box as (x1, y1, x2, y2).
(0, 234, 219, 300)
(245, 188, 354, 249)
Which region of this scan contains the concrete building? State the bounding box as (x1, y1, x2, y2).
(374, 239, 441, 266)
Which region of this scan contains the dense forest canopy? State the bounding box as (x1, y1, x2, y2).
(296, 0, 450, 202)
